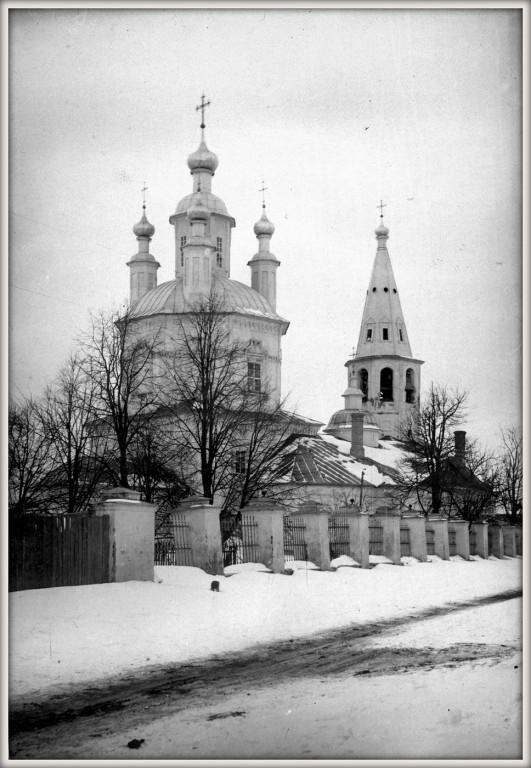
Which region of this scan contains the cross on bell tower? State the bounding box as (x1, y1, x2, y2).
(259, 181, 268, 209)
(377, 199, 386, 219)
(196, 93, 211, 129)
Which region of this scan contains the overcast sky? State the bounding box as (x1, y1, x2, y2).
(7, 7, 523, 450)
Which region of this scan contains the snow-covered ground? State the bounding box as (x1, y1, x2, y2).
(9, 556, 522, 703)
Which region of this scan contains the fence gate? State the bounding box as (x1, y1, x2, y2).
(469, 529, 477, 556)
(426, 528, 436, 556)
(448, 529, 457, 556)
(328, 516, 350, 559)
(400, 526, 411, 557)
(9, 514, 110, 592)
(220, 515, 259, 567)
(368, 519, 384, 556)
(155, 514, 193, 566)
(283, 516, 307, 562)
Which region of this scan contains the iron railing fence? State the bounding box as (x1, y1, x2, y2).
(400, 526, 411, 557)
(448, 529, 457, 556)
(425, 528, 436, 556)
(283, 516, 308, 562)
(155, 513, 193, 566)
(328, 516, 350, 560)
(469, 529, 476, 555)
(368, 520, 384, 556)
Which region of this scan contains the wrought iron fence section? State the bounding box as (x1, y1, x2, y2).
(283, 516, 308, 561)
(469, 529, 476, 555)
(448, 529, 457, 556)
(488, 529, 493, 555)
(328, 516, 350, 559)
(400, 526, 411, 557)
(425, 528, 436, 555)
(368, 520, 384, 556)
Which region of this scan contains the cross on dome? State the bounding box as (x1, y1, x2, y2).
(196, 93, 211, 129)
(141, 182, 148, 209)
(259, 182, 268, 209)
(377, 199, 386, 219)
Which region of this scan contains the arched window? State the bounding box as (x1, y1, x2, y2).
(405, 368, 415, 404)
(358, 368, 369, 402)
(380, 368, 393, 402)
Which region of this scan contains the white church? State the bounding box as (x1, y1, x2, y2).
(124, 100, 425, 513)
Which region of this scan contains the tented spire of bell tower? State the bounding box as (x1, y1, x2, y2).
(355, 214, 412, 358)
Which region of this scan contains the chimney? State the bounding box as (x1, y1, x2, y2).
(350, 412, 365, 459)
(454, 430, 466, 460)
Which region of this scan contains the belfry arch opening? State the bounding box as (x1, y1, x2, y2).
(358, 369, 368, 402)
(405, 368, 416, 404)
(380, 368, 393, 402)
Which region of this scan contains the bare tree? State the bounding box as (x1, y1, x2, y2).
(8, 396, 52, 517)
(160, 293, 302, 512)
(40, 355, 109, 515)
(79, 305, 161, 488)
(441, 438, 500, 526)
(399, 384, 469, 516)
(498, 427, 523, 525)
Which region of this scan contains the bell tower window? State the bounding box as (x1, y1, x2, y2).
(380, 368, 393, 402)
(180, 236, 187, 267)
(216, 236, 223, 268)
(359, 368, 368, 403)
(366, 328, 373, 341)
(405, 368, 415, 404)
(382, 327, 389, 341)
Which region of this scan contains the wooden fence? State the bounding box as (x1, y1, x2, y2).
(9, 514, 110, 592)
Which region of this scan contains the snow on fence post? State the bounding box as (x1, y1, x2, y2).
(173, 496, 224, 575)
(501, 525, 516, 557)
(447, 520, 470, 560)
(338, 504, 369, 568)
(400, 513, 428, 562)
(470, 521, 489, 558)
(297, 500, 331, 571)
(96, 487, 157, 583)
(488, 522, 504, 559)
(426, 517, 450, 560)
(514, 527, 523, 556)
(374, 506, 401, 565)
(241, 498, 285, 573)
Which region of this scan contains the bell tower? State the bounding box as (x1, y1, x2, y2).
(346, 206, 423, 439)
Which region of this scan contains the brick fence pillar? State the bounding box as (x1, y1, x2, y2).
(448, 520, 470, 560)
(375, 507, 401, 565)
(427, 517, 450, 560)
(400, 515, 428, 562)
(470, 521, 489, 558)
(338, 505, 369, 568)
(96, 487, 157, 583)
(297, 500, 331, 570)
(501, 525, 516, 557)
(174, 496, 223, 575)
(242, 498, 285, 573)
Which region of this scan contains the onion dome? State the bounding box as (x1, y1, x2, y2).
(187, 131, 219, 173)
(133, 207, 155, 239)
(253, 208, 275, 237)
(187, 189, 210, 222)
(375, 221, 389, 237)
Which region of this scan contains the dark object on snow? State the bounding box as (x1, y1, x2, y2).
(210, 580, 220, 592)
(127, 739, 145, 749)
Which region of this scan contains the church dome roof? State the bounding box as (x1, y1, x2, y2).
(133, 208, 155, 239)
(254, 209, 275, 237)
(324, 409, 378, 432)
(129, 275, 288, 323)
(187, 134, 219, 173)
(174, 190, 228, 216)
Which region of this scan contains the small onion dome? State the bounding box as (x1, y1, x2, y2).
(133, 208, 155, 239)
(187, 190, 210, 222)
(375, 221, 389, 236)
(187, 133, 219, 173)
(253, 208, 275, 237)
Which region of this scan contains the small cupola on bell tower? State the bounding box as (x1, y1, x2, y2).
(247, 185, 281, 311)
(127, 186, 160, 304)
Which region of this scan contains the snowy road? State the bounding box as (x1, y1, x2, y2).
(10, 590, 522, 760)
